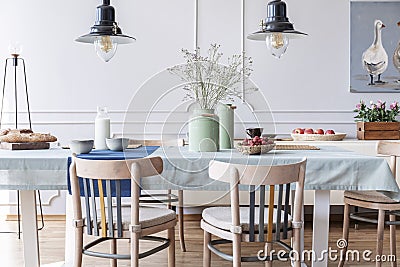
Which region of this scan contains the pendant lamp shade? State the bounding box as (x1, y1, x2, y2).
(76, 0, 135, 62)
(247, 0, 306, 58)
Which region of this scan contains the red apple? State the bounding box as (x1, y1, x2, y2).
(315, 128, 324, 135)
(293, 128, 305, 134)
(304, 128, 314, 134)
(325, 129, 335, 135)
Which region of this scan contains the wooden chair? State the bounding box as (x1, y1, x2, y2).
(69, 155, 176, 267)
(113, 135, 187, 252)
(201, 158, 307, 267)
(339, 141, 400, 267)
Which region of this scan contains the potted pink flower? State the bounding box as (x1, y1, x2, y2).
(354, 100, 400, 140)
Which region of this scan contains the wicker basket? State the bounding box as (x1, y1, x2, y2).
(236, 143, 275, 155)
(291, 133, 346, 141)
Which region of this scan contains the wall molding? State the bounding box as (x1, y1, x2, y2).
(47, 191, 62, 206)
(0, 120, 356, 126)
(0, 109, 355, 114)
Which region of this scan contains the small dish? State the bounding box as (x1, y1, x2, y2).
(69, 140, 94, 154)
(106, 138, 129, 151)
(236, 143, 276, 155)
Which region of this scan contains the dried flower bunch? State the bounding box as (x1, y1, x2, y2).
(168, 44, 254, 109)
(354, 100, 399, 122)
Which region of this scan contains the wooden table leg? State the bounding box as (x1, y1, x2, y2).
(20, 190, 40, 267)
(64, 194, 75, 267)
(312, 190, 330, 267)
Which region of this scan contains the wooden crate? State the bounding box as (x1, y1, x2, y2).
(357, 122, 400, 140)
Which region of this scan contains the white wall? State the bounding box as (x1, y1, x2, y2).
(0, 0, 397, 143)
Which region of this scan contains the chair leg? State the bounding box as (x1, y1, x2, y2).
(264, 242, 272, 267)
(233, 234, 241, 267)
(178, 190, 186, 252)
(131, 232, 140, 267)
(353, 206, 359, 230)
(389, 214, 397, 267)
(203, 230, 211, 267)
(292, 228, 301, 267)
(376, 209, 385, 267)
(74, 227, 83, 267)
(110, 239, 117, 267)
(168, 226, 176, 267)
(338, 202, 350, 267)
(167, 189, 172, 209)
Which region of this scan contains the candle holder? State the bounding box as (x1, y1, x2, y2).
(0, 44, 31, 129)
(0, 44, 42, 239)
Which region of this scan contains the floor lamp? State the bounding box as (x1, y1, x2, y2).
(0, 45, 44, 239)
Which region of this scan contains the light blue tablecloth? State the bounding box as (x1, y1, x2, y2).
(0, 148, 70, 190)
(0, 146, 160, 191)
(145, 146, 400, 199)
(0, 146, 398, 200)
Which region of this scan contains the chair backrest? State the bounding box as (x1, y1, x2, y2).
(208, 158, 307, 242)
(377, 141, 400, 176)
(69, 155, 163, 238)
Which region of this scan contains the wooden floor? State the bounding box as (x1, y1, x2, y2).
(0, 217, 398, 266)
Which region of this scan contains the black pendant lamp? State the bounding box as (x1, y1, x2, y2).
(247, 0, 306, 58)
(76, 0, 136, 62)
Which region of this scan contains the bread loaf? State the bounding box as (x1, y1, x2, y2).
(0, 129, 57, 143)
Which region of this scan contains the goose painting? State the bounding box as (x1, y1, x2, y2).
(350, 1, 400, 93)
(393, 22, 400, 81)
(362, 19, 388, 85)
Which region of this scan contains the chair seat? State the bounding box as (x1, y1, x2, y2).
(202, 207, 292, 232)
(87, 206, 176, 232)
(138, 206, 176, 229)
(344, 190, 400, 204)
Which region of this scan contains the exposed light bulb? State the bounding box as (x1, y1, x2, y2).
(265, 33, 289, 59)
(8, 42, 22, 57)
(94, 36, 118, 62)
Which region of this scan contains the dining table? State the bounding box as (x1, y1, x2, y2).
(0, 145, 398, 267)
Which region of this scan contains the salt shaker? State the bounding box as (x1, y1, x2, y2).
(94, 106, 110, 150)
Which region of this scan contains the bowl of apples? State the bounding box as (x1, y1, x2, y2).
(236, 136, 276, 155)
(291, 128, 346, 141)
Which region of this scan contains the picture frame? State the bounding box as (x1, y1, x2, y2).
(350, 0, 400, 93)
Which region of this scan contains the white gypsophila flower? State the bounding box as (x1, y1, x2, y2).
(168, 43, 256, 109)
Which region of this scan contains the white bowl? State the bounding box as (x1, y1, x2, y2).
(106, 138, 129, 151)
(69, 140, 94, 154)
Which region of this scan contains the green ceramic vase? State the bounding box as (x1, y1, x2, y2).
(217, 104, 235, 149)
(188, 109, 219, 152)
